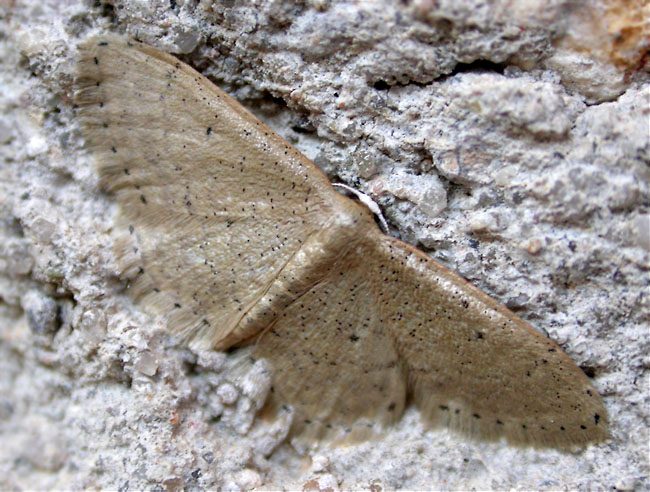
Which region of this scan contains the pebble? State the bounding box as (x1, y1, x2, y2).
(216, 383, 239, 405)
(22, 289, 59, 335)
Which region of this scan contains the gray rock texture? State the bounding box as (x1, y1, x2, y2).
(0, 0, 648, 490)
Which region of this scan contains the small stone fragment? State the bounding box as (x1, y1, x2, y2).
(134, 351, 159, 376)
(234, 469, 262, 490)
(216, 383, 239, 405)
(21, 289, 59, 335)
(520, 238, 543, 255)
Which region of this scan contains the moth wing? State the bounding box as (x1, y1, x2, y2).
(247, 231, 408, 442)
(373, 235, 608, 449)
(74, 35, 342, 349)
(231, 225, 607, 449)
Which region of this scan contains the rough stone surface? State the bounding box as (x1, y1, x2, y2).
(0, 0, 648, 490)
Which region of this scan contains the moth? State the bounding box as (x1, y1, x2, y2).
(73, 34, 608, 449)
